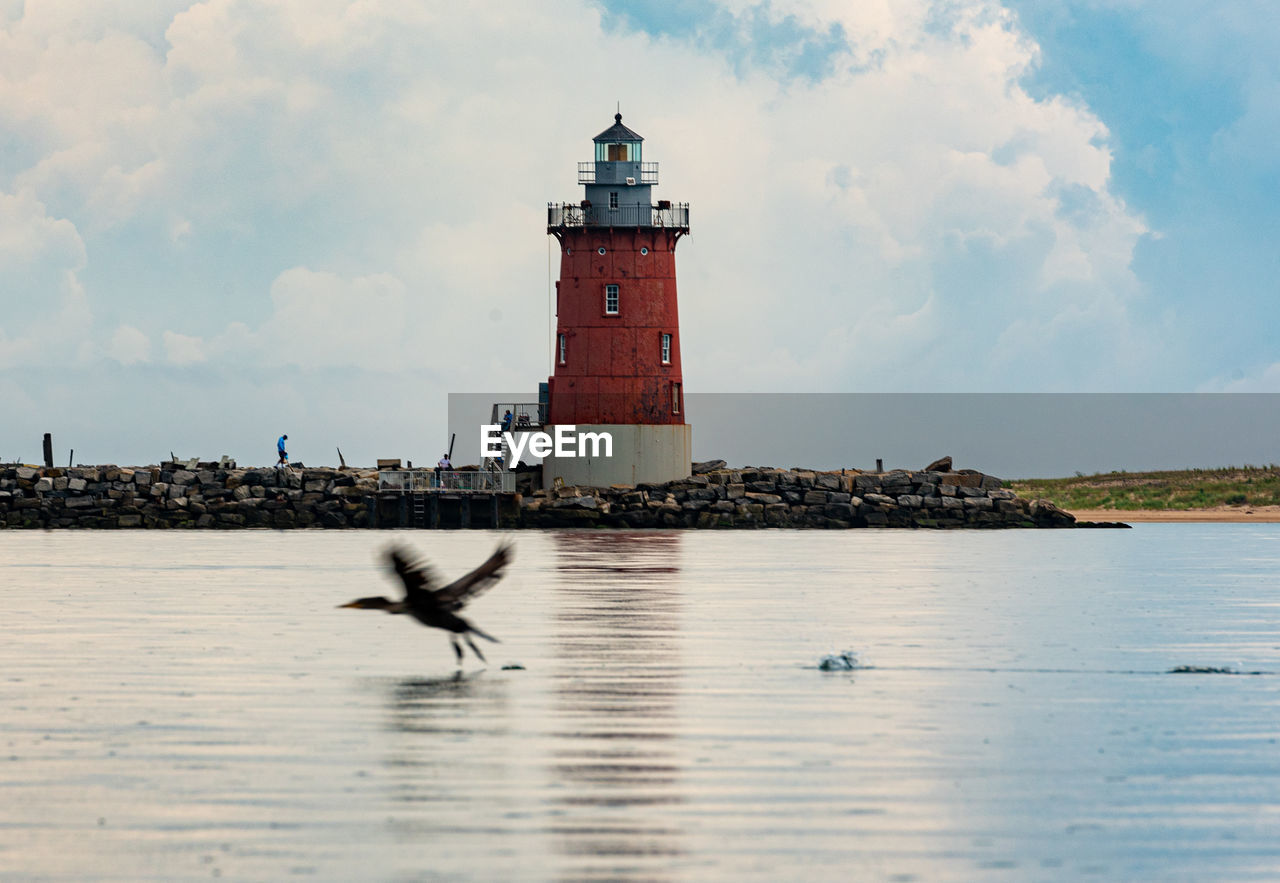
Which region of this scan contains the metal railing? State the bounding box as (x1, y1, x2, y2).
(489, 402, 545, 428)
(378, 470, 515, 493)
(547, 202, 690, 230)
(577, 161, 659, 185)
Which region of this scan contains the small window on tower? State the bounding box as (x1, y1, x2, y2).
(605, 284, 619, 315)
(607, 143, 628, 161)
(661, 333, 671, 364)
(558, 334, 566, 365)
(609, 192, 618, 209)
(672, 382, 682, 415)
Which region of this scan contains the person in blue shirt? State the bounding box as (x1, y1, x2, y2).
(277, 434, 288, 466)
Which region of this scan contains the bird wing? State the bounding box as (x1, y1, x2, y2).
(431, 543, 512, 610)
(386, 545, 442, 597)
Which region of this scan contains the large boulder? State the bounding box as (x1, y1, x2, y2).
(1029, 499, 1076, 527)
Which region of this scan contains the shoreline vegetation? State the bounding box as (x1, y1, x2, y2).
(1009, 466, 1280, 523)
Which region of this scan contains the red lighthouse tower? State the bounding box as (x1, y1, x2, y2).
(543, 113, 692, 487)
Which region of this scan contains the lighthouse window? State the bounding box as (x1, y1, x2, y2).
(661, 333, 671, 364)
(672, 382, 682, 415)
(609, 192, 618, 209)
(558, 334, 566, 365)
(597, 140, 642, 163)
(605, 284, 619, 315)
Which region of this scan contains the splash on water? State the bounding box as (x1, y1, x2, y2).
(818, 650, 862, 671)
(1168, 664, 1241, 675)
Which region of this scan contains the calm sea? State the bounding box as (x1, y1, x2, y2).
(2, 526, 1278, 881)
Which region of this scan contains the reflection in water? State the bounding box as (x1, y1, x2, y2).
(386, 672, 503, 736)
(380, 671, 512, 821)
(4, 530, 1280, 879)
(550, 532, 686, 877)
(365, 533, 688, 881)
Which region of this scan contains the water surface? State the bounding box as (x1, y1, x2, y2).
(2, 526, 1279, 880)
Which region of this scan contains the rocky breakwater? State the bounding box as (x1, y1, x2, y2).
(520, 466, 1077, 529)
(0, 463, 378, 529)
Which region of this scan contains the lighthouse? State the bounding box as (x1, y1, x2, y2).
(542, 113, 692, 488)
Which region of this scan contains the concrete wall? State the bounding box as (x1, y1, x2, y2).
(541, 423, 692, 488)
(585, 181, 653, 208)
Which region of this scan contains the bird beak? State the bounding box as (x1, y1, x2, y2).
(338, 601, 361, 608)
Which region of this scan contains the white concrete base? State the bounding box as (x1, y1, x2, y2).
(542, 424, 692, 489)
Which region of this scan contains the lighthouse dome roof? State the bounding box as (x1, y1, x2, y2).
(593, 113, 643, 143)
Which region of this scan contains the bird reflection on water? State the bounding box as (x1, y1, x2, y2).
(380, 670, 513, 818)
(387, 672, 502, 736)
(548, 531, 688, 871)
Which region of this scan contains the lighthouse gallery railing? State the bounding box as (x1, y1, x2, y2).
(547, 202, 690, 230)
(577, 162, 660, 185)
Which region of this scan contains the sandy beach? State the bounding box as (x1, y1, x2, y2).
(1071, 506, 1280, 523)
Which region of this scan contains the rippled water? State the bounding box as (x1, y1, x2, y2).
(2, 526, 1279, 881)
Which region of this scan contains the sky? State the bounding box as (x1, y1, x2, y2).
(1, 0, 1278, 468)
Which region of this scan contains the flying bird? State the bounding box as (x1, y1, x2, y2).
(339, 543, 512, 665)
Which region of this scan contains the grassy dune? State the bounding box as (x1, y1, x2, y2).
(1008, 466, 1280, 511)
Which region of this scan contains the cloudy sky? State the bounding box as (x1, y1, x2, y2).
(1, 0, 1277, 467)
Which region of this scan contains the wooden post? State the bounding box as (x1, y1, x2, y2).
(429, 495, 440, 529)
(459, 495, 471, 529)
(42, 433, 53, 468)
(490, 494, 499, 528)
(398, 495, 408, 528)
(875, 458, 883, 472)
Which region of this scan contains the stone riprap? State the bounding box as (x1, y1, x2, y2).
(0, 463, 1077, 529)
(0, 463, 377, 529)
(521, 467, 1077, 529)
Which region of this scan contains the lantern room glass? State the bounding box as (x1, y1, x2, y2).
(596, 141, 641, 163)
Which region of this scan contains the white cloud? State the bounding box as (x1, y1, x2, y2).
(163, 330, 206, 365)
(660, 2, 1149, 389)
(0, 189, 90, 368)
(0, 0, 1174, 462)
(0, 189, 84, 268)
(108, 324, 150, 364)
(251, 267, 409, 369)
